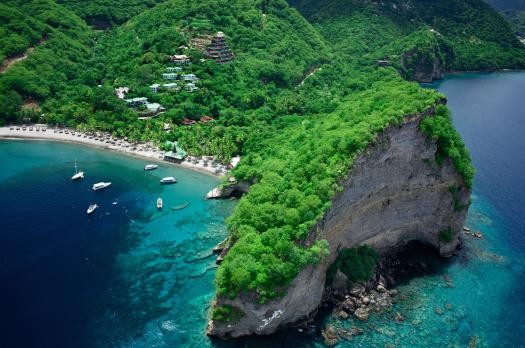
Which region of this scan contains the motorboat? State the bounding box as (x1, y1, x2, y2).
(93, 182, 112, 191)
(157, 198, 163, 209)
(160, 177, 177, 184)
(71, 160, 84, 180)
(87, 204, 98, 214)
(144, 164, 159, 171)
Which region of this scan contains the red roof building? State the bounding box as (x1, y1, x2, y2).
(200, 116, 215, 123)
(182, 118, 196, 126)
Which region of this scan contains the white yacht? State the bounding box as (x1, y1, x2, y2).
(71, 160, 84, 180)
(157, 198, 163, 209)
(160, 177, 177, 184)
(93, 182, 112, 191)
(144, 164, 159, 171)
(87, 204, 98, 214)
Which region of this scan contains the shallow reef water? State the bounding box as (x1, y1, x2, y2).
(1, 72, 525, 347)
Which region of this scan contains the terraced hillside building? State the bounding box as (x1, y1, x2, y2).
(205, 32, 234, 63)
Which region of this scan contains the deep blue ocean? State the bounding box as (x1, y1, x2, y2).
(1, 71, 525, 347)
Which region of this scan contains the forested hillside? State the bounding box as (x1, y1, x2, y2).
(0, 0, 93, 122)
(289, 0, 525, 72)
(0, 0, 516, 304)
(502, 9, 525, 35)
(484, 0, 525, 10)
(57, 0, 167, 27)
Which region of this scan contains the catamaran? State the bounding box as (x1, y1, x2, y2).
(160, 177, 177, 184)
(87, 204, 98, 214)
(93, 182, 112, 191)
(144, 164, 159, 171)
(157, 198, 163, 209)
(71, 160, 84, 180)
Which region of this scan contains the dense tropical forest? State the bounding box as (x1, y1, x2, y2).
(0, 0, 522, 302)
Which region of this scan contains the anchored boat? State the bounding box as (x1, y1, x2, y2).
(144, 164, 159, 171)
(87, 204, 98, 214)
(160, 177, 177, 184)
(93, 182, 112, 191)
(71, 160, 84, 180)
(157, 198, 163, 209)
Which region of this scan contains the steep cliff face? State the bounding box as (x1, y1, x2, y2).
(207, 111, 470, 338)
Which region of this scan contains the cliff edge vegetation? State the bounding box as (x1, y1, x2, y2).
(0, 0, 522, 335)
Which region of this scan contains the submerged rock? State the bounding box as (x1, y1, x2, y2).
(322, 325, 339, 346)
(354, 308, 370, 322)
(342, 298, 357, 314)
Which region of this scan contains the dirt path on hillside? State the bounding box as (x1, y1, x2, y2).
(0, 38, 46, 74)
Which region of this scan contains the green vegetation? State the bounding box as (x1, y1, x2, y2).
(211, 305, 244, 324)
(1, 0, 515, 302)
(501, 9, 525, 35)
(449, 185, 470, 212)
(327, 246, 379, 285)
(0, 0, 93, 124)
(57, 0, 167, 26)
(438, 228, 455, 243)
(420, 105, 474, 188)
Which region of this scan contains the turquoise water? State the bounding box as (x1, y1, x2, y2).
(0, 140, 235, 347)
(2, 72, 525, 347)
(319, 72, 525, 347)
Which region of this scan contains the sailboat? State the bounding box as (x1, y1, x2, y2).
(71, 160, 84, 180)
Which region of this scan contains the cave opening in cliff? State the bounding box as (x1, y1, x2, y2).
(381, 240, 457, 287)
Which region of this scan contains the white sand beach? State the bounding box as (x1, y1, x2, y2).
(0, 125, 230, 177)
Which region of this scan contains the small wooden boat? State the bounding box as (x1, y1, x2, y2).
(157, 198, 163, 209)
(171, 203, 190, 211)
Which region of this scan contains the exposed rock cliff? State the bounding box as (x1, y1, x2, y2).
(207, 110, 470, 338)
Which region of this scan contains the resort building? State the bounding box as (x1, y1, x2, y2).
(125, 97, 148, 107)
(190, 36, 212, 50)
(182, 118, 196, 125)
(145, 102, 165, 114)
(164, 141, 187, 162)
(185, 83, 199, 93)
(182, 74, 199, 82)
(115, 87, 130, 99)
(162, 73, 178, 80)
(200, 116, 215, 123)
(166, 67, 183, 73)
(163, 82, 178, 90)
(169, 54, 190, 65)
(205, 32, 234, 64)
(149, 83, 160, 93)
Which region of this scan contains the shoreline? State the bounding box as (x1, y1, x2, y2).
(0, 126, 228, 178)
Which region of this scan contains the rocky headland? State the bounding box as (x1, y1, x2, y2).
(207, 106, 471, 339)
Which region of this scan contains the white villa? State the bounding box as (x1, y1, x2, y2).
(150, 83, 160, 93)
(166, 67, 183, 73)
(125, 97, 148, 107)
(182, 73, 199, 82)
(162, 73, 178, 80)
(185, 83, 199, 93)
(163, 82, 178, 90)
(115, 87, 130, 99)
